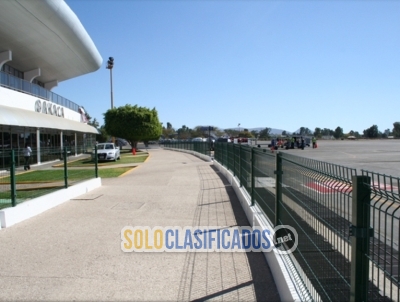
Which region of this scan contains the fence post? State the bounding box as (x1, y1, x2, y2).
(233, 144, 236, 177)
(251, 147, 255, 206)
(223, 143, 226, 167)
(63, 147, 68, 188)
(350, 175, 372, 302)
(94, 145, 98, 178)
(10, 150, 16, 207)
(238, 144, 242, 187)
(274, 152, 283, 227)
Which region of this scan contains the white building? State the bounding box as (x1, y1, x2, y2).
(0, 0, 102, 169)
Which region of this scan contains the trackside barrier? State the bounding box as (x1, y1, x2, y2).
(0, 147, 99, 211)
(213, 142, 398, 301)
(162, 141, 211, 157)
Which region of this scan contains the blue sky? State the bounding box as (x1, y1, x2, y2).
(54, 0, 400, 134)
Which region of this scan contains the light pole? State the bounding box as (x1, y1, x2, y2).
(238, 123, 241, 135)
(106, 57, 115, 145)
(106, 57, 114, 109)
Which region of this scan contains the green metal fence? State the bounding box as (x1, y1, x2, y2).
(361, 171, 400, 301)
(279, 152, 356, 301)
(162, 141, 212, 156)
(0, 144, 94, 170)
(213, 142, 397, 301)
(0, 147, 99, 210)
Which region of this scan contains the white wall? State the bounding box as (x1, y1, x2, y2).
(0, 87, 81, 122)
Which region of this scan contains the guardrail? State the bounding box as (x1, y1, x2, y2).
(162, 141, 212, 156)
(0, 71, 80, 112)
(0, 145, 93, 170)
(213, 142, 398, 301)
(0, 147, 98, 210)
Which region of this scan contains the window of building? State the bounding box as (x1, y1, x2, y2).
(1, 64, 23, 79)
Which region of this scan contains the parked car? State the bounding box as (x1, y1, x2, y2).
(230, 137, 248, 143)
(93, 143, 120, 162)
(107, 138, 128, 147)
(191, 137, 204, 142)
(216, 137, 231, 143)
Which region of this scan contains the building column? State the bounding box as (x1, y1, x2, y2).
(36, 129, 41, 164)
(44, 80, 58, 90)
(24, 68, 41, 82)
(60, 131, 63, 154)
(74, 133, 77, 156)
(0, 50, 12, 70)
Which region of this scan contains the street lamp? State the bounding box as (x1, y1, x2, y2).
(106, 57, 115, 145)
(106, 57, 114, 109)
(238, 123, 241, 135)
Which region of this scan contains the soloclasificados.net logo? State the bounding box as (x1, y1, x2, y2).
(121, 225, 297, 254)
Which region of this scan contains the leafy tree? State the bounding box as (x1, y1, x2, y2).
(198, 126, 220, 139)
(191, 126, 204, 138)
(258, 127, 271, 139)
(96, 125, 108, 143)
(282, 130, 287, 136)
(392, 122, 400, 138)
(363, 125, 379, 138)
(314, 127, 322, 138)
(88, 117, 100, 129)
(81, 109, 102, 143)
(384, 129, 391, 137)
(177, 125, 192, 140)
(322, 128, 334, 136)
(239, 130, 254, 138)
(213, 127, 225, 138)
(299, 127, 312, 136)
(334, 126, 343, 139)
(250, 130, 259, 137)
(104, 104, 162, 149)
(80, 108, 99, 129)
(224, 129, 239, 137)
(162, 122, 175, 139)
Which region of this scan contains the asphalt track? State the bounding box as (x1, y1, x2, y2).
(259, 139, 400, 177)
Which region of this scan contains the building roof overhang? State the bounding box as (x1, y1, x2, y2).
(0, 0, 102, 84)
(0, 105, 99, 134)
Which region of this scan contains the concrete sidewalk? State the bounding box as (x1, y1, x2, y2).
(0, 149, 280, 301)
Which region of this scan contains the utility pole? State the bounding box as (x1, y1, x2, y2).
(106, 57, 114, 109)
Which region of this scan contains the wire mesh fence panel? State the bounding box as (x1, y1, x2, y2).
(252, 148, 276, 224)
(362, 171, 400, 301)
(279, 153, 356, 301)
(239, 145, 252, 196)
(214, 142, 222, 163)
(0, 168, 11, 209)
(233, 144, 241, 179)
(178, 142, 399, 300)
(164, 141, 212, 156)
(0, 148, 97, 210)
(227, 143, 234, 173)
(222, 142, 228, 167)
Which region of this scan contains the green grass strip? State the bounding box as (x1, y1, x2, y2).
(1, 167, 134, 182)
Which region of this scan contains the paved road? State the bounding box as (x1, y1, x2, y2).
(0, 148, 280, 301)
(256, 139, 400, 177)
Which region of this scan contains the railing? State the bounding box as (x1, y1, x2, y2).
(361, 171, 400, 301)
(0, 144, 94, 170)
(162, 141, 212, 156)
(0, 148, 99, 210)
(279, 152, 356, 301)
(0, 71, 79, 112)
(213, 142, 397, 301)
